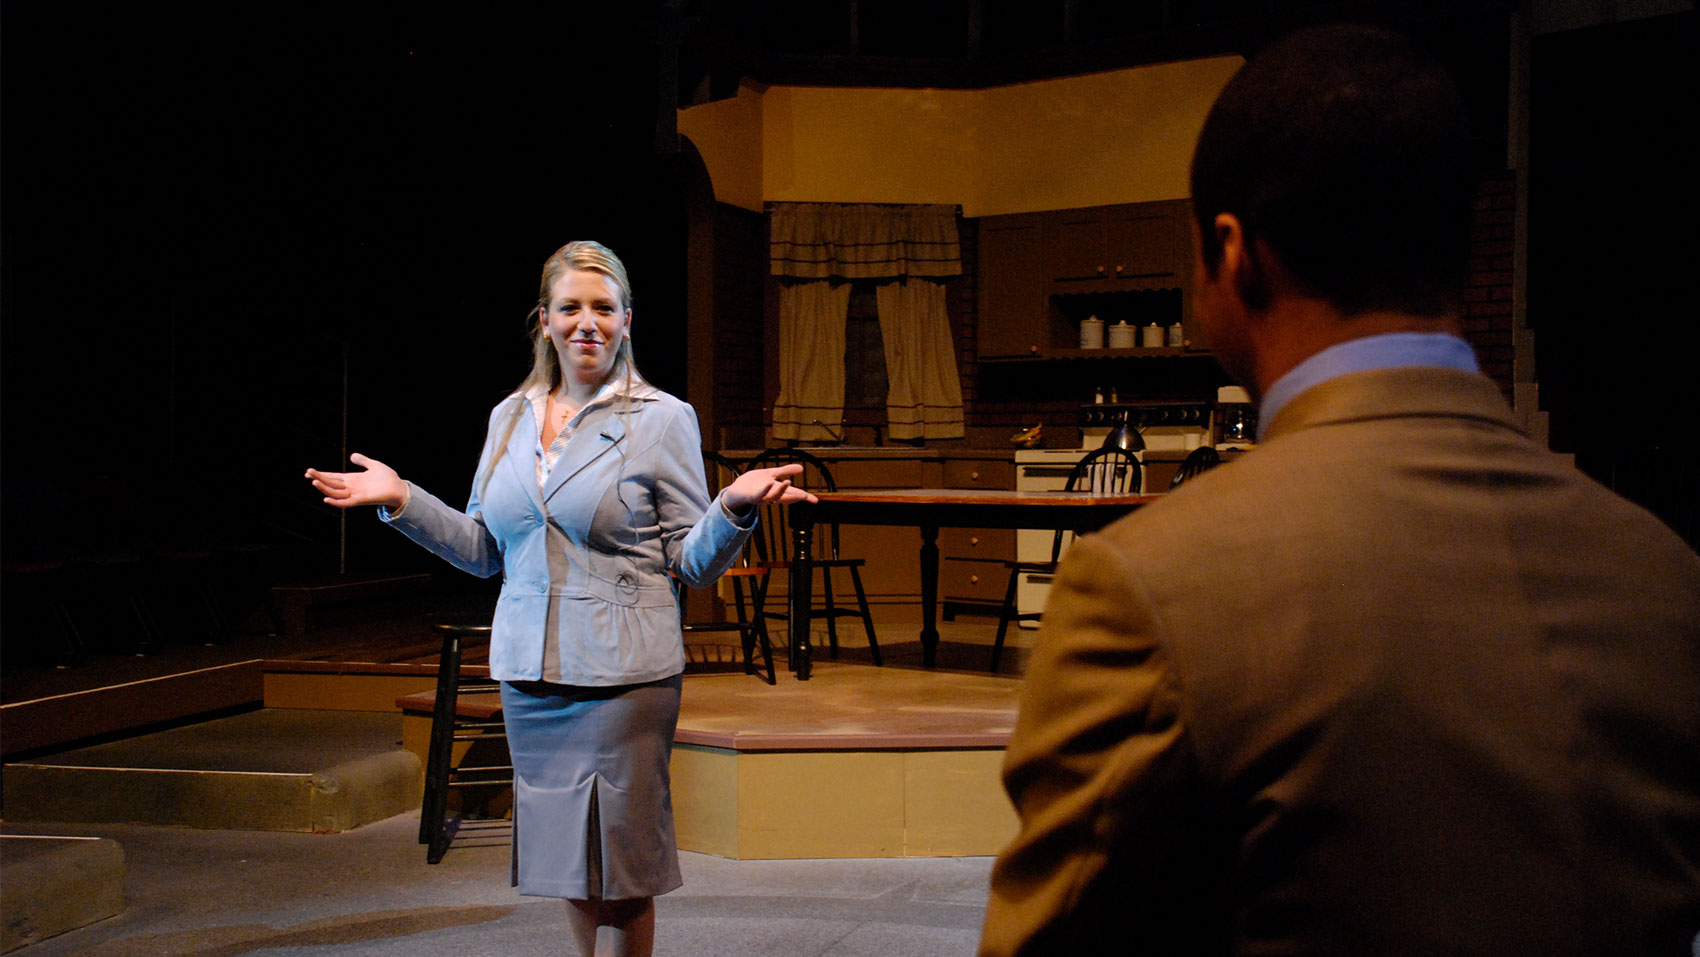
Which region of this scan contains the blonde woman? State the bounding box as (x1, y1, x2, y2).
(307, 241, 810, 956)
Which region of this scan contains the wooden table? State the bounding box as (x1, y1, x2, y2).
(785, 489, 1156, 679)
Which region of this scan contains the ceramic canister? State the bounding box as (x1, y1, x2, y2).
(1079, 316, 1105, 348)
(1107, 320, 1137, 349)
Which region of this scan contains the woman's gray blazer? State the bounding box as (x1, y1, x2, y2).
(382, 390, 752, 685)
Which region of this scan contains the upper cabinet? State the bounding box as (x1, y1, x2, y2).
(978, 199, 1204, 360)
(1052, 202, 1184, 285)
(977, 214, 1049, 358)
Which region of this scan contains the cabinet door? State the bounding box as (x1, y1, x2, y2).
(1105, 205, 1178, 279)
(941, 459, 1015, 489)
(1049, 207, 1109, 281)
(978, 217, 1049, 358)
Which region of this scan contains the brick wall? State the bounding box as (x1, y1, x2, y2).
(1461, 172, 1517, 400)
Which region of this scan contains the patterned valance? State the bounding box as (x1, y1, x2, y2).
(770, 203, 962, 279)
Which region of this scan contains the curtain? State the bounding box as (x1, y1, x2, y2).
(876, 279, 965, 440)
(771, 281, 851, 442)
(770, 204, 961, 280)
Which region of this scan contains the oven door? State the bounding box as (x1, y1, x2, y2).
(1012, 447, 1145, 622)
(1012, 451, 1086, 625)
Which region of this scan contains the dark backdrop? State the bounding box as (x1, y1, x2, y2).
(1529, 11, 1696, 545)
(2, 3, 690, 575)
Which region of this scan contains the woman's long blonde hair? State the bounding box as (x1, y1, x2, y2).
(479, 241, 643, 494)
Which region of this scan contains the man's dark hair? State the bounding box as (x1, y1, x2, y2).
(1190, 24, 1476, 316)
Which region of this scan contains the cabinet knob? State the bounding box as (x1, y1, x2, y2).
(1114, 264, 1123, 273)
(970, 536, 981, 546)
(970, 470, 980, 482)
(1029, 344, 1039, 354)
(1096, 265, 1106, 274)
(970, 574, 981, 585)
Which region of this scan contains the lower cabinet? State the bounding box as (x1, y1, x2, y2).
(938, 462, 1016, 616)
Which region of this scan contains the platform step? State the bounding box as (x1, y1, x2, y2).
(0, 835, 125, 952)
(2, 710, 421, 832)
(269, 573, 435, 636)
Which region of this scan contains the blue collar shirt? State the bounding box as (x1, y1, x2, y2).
(1255, 332, 1481, 442)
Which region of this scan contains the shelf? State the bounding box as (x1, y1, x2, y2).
(982, 346, 1212, 362)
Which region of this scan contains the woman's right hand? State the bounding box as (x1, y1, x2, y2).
(305, 453, 409, 511)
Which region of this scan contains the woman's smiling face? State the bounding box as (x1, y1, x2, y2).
(545, 268, 630, 386)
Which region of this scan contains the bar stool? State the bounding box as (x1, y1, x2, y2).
(419, 622, 512, 864)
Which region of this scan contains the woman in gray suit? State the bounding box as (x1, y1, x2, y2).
(306, 240, 811, 956)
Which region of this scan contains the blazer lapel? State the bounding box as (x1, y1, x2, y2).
(499, 400, 550, 517)
(541, 406, 627, 504)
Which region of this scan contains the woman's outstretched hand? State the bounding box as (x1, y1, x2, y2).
(305, 453, 409, 511)
(722, 463, 818, 512)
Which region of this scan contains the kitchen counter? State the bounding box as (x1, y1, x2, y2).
(722, 446, 1017, 461)
(720, 446, 1206, 463)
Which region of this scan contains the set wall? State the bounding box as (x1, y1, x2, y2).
(966, 58, 1242, 215)
(677, 83, 766, 213)
(679, 55, 1244, 216)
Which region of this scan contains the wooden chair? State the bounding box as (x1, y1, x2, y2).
(971, 447, 1143, 672)
(417, 622, 511, 864)
(745, 448, 882, 667)
(679, 452, 777, 683)
(1169, 445, 1223, 490)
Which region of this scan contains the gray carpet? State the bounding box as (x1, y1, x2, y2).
(2, 813, 994, 956)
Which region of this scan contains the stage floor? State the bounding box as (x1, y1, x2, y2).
(678, 660, 1019, 750)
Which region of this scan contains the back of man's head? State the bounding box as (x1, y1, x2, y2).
(1191, 24, 1476, 317)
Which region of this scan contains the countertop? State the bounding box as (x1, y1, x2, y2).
(721, 446, 1020, 461)
(721, 446, 1211, 462)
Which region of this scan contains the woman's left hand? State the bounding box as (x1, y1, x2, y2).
(722, 463, 819, 512)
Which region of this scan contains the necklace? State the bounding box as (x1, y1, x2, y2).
(550, 392, 579, 425)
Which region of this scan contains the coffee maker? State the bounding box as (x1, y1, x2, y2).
(1215, 386, 1257, 448)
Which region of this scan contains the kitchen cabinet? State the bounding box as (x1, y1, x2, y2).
(1051, 201, 1184, 284)
(977, 199, 1206, 360)
(936, 461, 1016, 617)
(977, 213, 1049, 358)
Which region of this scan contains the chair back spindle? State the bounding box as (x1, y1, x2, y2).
(1049, 448, 1142, 561)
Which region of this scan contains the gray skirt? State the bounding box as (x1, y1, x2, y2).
(500, 674, 683, 900)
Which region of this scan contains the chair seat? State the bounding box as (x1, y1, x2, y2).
(396, 689, 503, 721)
(757, 557, 866, 569)
(719, 566, 769, 578)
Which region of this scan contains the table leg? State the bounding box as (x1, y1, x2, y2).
(920, 523, 939, 668)
(790, 513, 815, 681)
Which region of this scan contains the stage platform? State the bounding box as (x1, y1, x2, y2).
(3, 595, 1032, 861)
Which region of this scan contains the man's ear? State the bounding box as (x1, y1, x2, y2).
(1216, 214, 1273, 312)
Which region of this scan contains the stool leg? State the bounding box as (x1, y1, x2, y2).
(422, 631, 462, 860)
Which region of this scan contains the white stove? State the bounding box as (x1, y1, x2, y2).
(1010, 446, 1136, 624)
(1011, 401, 1215, 622)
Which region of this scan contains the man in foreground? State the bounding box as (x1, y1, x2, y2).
(980, 24, 1700, 957)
